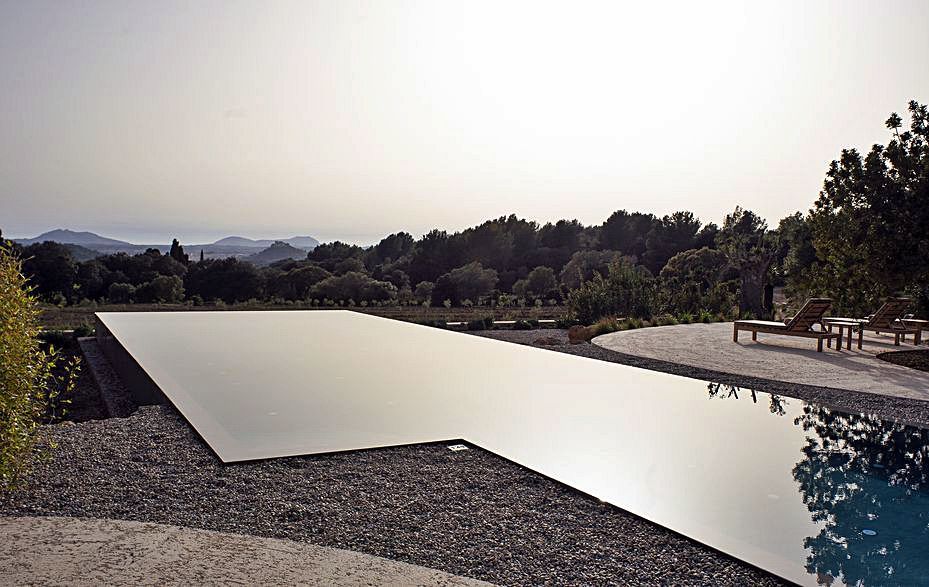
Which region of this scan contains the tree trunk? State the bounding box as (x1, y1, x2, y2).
(739, 266, 768, 319)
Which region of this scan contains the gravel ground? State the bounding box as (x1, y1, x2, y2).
(474, 329, 929, 429)
(1, 330, 790, 586)
(878, 349, 929, 373)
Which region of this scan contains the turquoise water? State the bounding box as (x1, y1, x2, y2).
(709, 385, 929, 586)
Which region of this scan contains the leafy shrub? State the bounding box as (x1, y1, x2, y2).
(417, 319, 448, 329)
(567, 259, 656, 324)
(567, 325, 592, 343)
(655, 315, 679, 326)
(589, 316, 622, 337)
(38, 330, 72, 348)
(698, 309, 715, 323)
(678, 312, 694, 324)
(1, 246, 79, 491)
(555, 317, 582, 329)
(513, 319, 533, 330)
(73, 323, 94, 338)
(310, 272, 397, 304)
(107, 282, 135, 304)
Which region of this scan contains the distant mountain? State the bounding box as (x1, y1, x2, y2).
(244, 241, 309, 266)
(13, 229, 320, 259)
(15, 229, 131, 247)
(209, 235, 319, 250)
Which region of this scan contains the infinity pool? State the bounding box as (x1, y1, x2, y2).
(96, 310, 929, 585)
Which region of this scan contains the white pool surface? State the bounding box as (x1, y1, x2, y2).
(97, 310, 888, 585)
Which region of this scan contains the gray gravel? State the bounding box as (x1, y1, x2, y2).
(475, 329, 929, 429)
(2, 329, 792, 586)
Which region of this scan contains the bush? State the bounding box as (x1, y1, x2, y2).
(417, 319, 448, 329)
(38, 330, 72, 348)
(567, 259, 656, 324)
(589, 316, 622, 337)
(73, 323, 94, 338)
(655, 314, 679, 326)
(310, 272, 397, 303)
(513, 319, 533, 330)
(678, 312, 694, 324)
(698, 309, 715, 323)
(555, 317, 582, 329)
(1, 246, 79, 491)
(107, 282, 135, 304)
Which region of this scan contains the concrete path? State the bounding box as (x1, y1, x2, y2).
(0, 516, 491, 586)
(594, 322, 929, 401)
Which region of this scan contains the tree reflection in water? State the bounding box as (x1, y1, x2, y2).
(707, 383, 929, 586)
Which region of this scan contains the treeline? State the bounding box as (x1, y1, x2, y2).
(3, 101, 927, 322)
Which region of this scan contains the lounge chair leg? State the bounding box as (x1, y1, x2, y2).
(817, 338, 823, 352)
(846, 330, 852, 350)
(733, 324, 738, 342)
(751, 331, 757, 341)
(858, 329, 863, 350)
(895, 333, 900, 346)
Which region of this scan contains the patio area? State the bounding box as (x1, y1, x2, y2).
(594, 322, 929, 402)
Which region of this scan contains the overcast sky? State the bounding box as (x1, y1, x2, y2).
(2, 1, 928, 244)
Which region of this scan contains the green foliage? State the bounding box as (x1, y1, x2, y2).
(567, 259, 656, 324)
(184, 258, 264, 303)
(432, 261, 498, 306)
(266, 264, 331, 301)
(135, 275, 184, 303)
(310, 271, 397, 303)
(588, 316, 622, 337)
(659, 247, 732, 315)
(717, 207, 780, 318)
(515, 266, 558, 300)
(1, 246, 79, 491)
(807, 100, 929, 316)
(107, 282, 135, 303)
(19, 241, 78, 303)
(559, 249, 623, 291)
(512, 319, 533, 330)
(654, 314, 679, 326)
(168, 239, 189, 264)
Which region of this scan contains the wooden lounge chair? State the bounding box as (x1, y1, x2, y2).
(824, 297, 921, 348)
(733, 298, 839, 352)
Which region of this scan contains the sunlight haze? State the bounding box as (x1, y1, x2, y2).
(2, 0, 927, 243)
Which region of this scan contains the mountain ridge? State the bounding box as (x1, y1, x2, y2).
(14, 229, 319, 250)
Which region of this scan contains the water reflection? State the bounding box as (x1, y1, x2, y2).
(707, 383, 929, 586)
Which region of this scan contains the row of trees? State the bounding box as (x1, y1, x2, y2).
(5, 101, 926, 320)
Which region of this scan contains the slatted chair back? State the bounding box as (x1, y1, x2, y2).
(867, 297, 912, 329)
(785, 298, 832, 332)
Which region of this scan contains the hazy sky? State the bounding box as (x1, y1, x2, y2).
(2, 1, 928, 244)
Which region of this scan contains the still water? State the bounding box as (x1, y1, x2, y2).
(97, 310, 929, 585)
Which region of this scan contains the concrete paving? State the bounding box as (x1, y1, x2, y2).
(0, 516, 491, 586)
(594, 322, 929, 401)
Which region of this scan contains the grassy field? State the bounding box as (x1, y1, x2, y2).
(40, 302, 570, 331)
